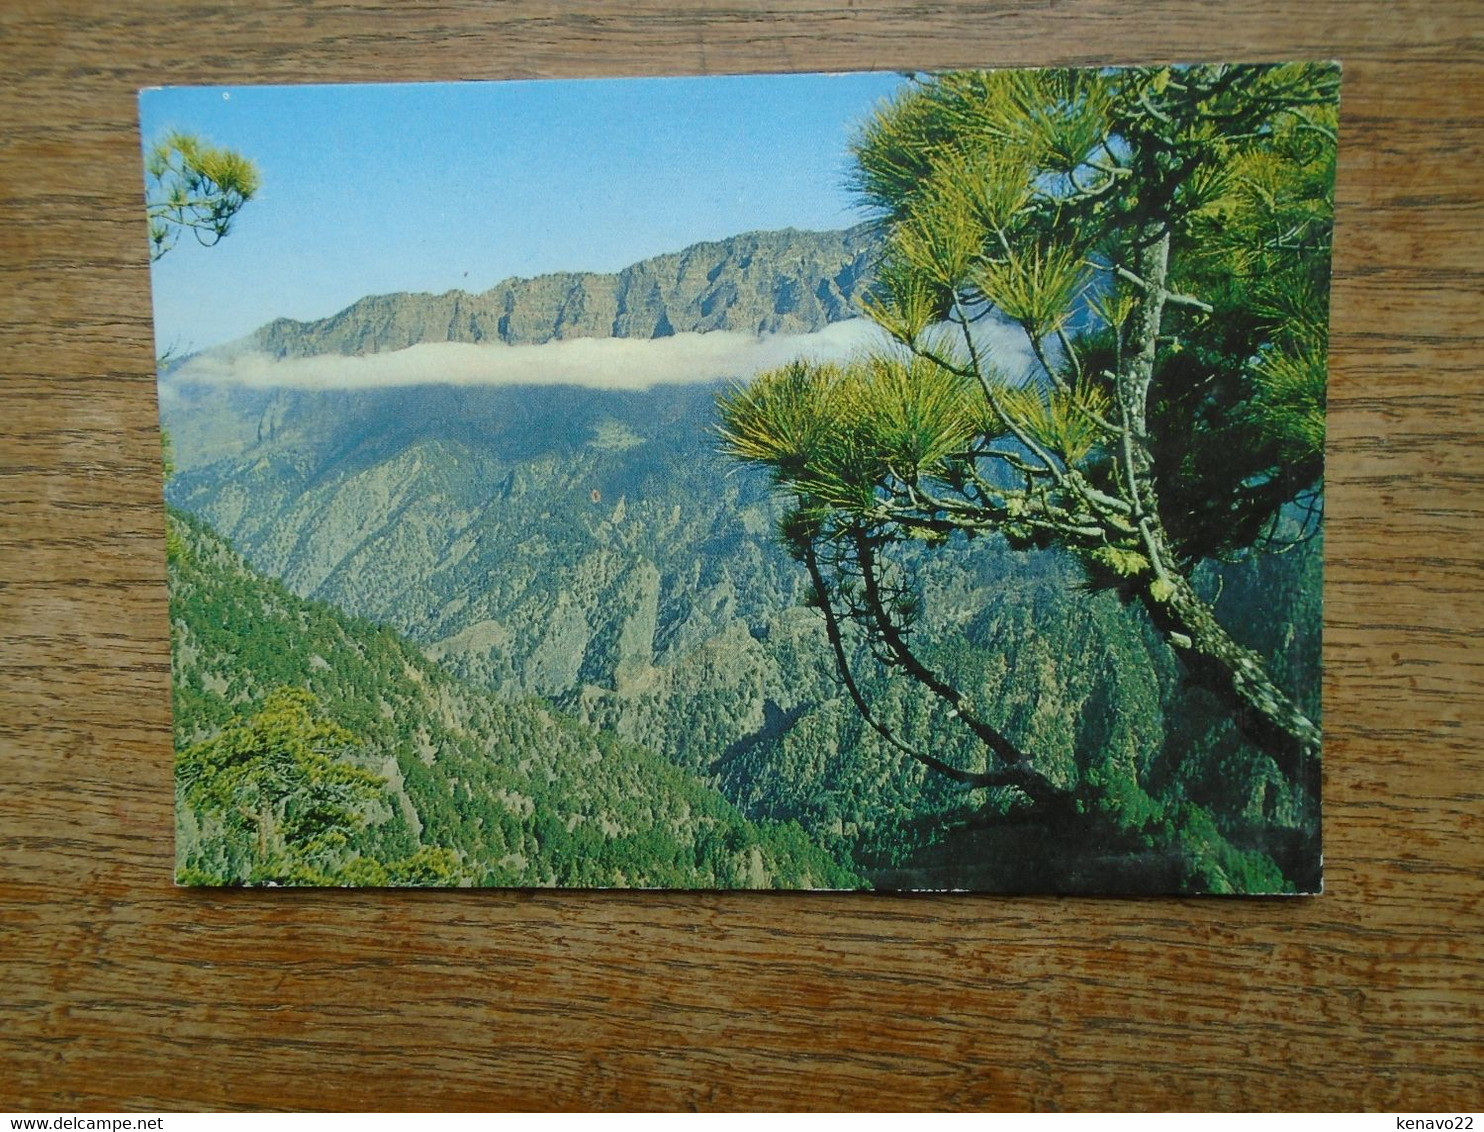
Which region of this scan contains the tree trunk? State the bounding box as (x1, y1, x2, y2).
(1121, 219, 1321, 811)
(1139, 570, 1322, 808)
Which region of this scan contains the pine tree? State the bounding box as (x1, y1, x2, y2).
(719, 63, 1338, 838)
(145, 130, 260, 261)
(175, 687, 388, 884)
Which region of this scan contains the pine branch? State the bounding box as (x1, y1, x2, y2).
(853, 530, 1031, 769)
(802, 538, 1065, 801)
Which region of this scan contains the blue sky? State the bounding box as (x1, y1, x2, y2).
(139, 72, 906, 353)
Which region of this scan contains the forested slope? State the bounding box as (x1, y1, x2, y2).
(168, 507, 860, 889)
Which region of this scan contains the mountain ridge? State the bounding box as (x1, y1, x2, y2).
(242, 223, 881, 359)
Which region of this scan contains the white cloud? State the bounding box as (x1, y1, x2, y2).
(164, 313, 1039, 393)
(167, 322, 884, 392)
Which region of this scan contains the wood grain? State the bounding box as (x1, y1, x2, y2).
(2, 0, 1481, 1112)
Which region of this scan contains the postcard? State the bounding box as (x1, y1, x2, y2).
(143, 63, 1336, 891)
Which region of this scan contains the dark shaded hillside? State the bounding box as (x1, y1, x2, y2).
(242, 224, 879, 357)
(168, 507, 860, 889)
(166, 381, 799, 663)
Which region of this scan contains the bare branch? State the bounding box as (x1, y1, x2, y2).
(853, 530, 1038, 770)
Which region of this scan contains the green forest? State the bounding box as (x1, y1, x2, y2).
(161, 62, 1334, 893)
(169, 508, 857, 888)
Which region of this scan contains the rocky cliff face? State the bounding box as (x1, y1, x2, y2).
(245, 224, 880, 358)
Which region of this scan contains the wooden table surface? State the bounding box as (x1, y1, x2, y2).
(2, 0, 1481, 1112)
